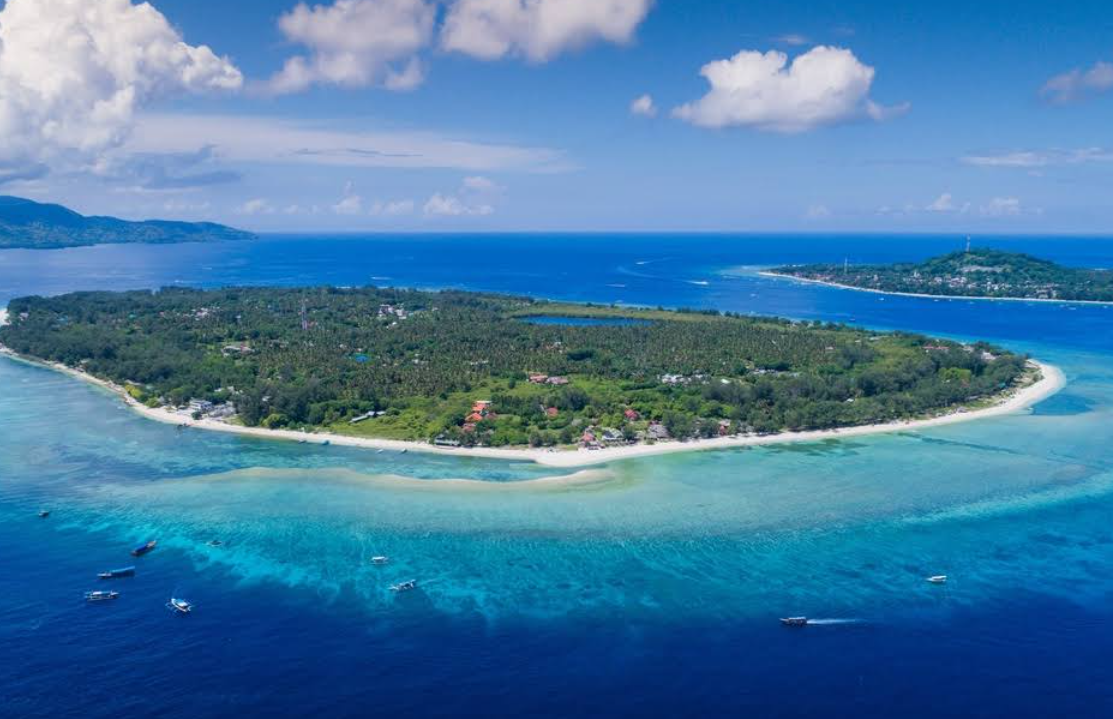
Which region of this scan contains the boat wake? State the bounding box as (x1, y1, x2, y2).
(804, 618, 863, 626)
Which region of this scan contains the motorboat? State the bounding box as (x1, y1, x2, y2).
(371, 556, 390, 566)
(85, 590, 120, 602)
(207, 540, 223, 547)
(98, 566, 136, 579)
(167, 597, 193, 614)
(927, 575, 948, 584)
(38, 510, 51, 518)
(780, 617, 808, 627)
(390, 580, 417, 592)
(131, 540, 157, 557)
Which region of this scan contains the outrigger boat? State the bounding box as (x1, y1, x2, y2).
(371, 556, 390, 566)
(131, 540, 157, 557)
(98, 566, 136, 580)
(85, 590, 119, 602)
(166, 597, 193, 614)
(927, 575, 948, 584)
(390, 580, 417, 592)
(780, 617, 809, 627)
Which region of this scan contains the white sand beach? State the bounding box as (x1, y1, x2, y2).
(0, 335, 1065, 468)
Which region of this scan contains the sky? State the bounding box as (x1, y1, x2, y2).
(1, 0, 1113, 233)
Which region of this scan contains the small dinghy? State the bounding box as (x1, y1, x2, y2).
(371, 556, 390, 566)
(166, 597, 193, 614)
(927, 575, 948, 584)
(131, 540, 157, 557)
(98, 566, 136, 580)
(390, 580, 417, 592)
(85, 590, 120, 602)
(780, 617, 808, 627)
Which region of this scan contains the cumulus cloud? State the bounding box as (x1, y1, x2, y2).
(980, 197, 1024, 217)
(804, 204, 831, 220)
(0, 0, 241, 178)
(630, 94, 657, 117)
(926, 193, 955, 212)
(238, 198, 276, 215)
(441, 0, 652, 62)
(369, 199, 415, 216)
(672, 46, 907, 133)
(332, 181, 364, 214)
(424, 193, 494, 216)
(267, 0, 436, 94)
(962, 148, 1113, 169)
(1041, 60, 1113, 104)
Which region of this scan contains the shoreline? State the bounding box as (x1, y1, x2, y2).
(758, 271, 1113, 307)
(0, 342, 1065, 468)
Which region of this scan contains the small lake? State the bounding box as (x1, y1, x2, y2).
(518, 315, 653, 327)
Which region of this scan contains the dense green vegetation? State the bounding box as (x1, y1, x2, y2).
(773, 248, 1113, 302)
(0, 196, 254, 249)
(0, 286, 1030, 447)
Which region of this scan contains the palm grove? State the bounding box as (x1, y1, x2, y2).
(0, 287, 1029, 447)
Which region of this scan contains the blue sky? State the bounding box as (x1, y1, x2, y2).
(2, 0, 1113, 232)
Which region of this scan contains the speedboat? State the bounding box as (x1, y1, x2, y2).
(38, 510, 50, 518)
(131, 540, 157, 557)
(85, 590, 119, 602)
(167, 597, 193, 614)
(780, 617, 808, 627)
(98, 566, 136, 579)
(927, 575, 948, 584)
(371, 556, 390, 566)
(390, 580, 417, 592)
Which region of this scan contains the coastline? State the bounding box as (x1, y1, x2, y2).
(0, 339, 1065, 468)
(758, 271, 1113, 307)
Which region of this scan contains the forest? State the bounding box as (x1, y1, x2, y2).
(0, 286, 1030, 447)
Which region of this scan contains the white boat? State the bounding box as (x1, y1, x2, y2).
(927, 575, 948, 584)
(167, 597, 193, 613)
(780, 617, 808, 627)
(371, 556, 390, 565)
(390, 580, 416, 592)
(85, 590, 120, 602)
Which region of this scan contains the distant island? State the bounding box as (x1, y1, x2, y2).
(0, 196, 254, 250)
(0, 287, 1038, 456)
(769, 248, 1113, 303)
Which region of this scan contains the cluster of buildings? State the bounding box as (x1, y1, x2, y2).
(186, 398, 236, 420)
(462, 399, 496, 434)
(378, 304, 410, 321)
(527, 373, 570, 385)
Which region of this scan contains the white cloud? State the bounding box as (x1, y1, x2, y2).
(462, 175, 498, 191)
(267, 0, 435, 94)
(962, 148, 1113, 169)
(0, 0, 241, 178)
(804, 204, 831, 219)
(127, 114, 569, 173)
(630, 94, 657, 117)
(441, 0, 652, 62)
(238, 198, 276, 215)
(774, 33, 809, 47)
(672, 46, 907, 133)
(423, 193, 494, 216)
(927, 193, 954, 212)
(332, 181, 363, 214)
(1041, 60, 1113, 104)
(369, 199, 415, 216)
(980, 197, 1024, 217)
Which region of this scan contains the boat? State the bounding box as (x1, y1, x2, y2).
(927, 575, 948, 584)
(322, 440, 330, 446)
(207, 540, 223, 547)
(38, 510, 50, 518)
(371, 556, 390, 565)
(131, 540, 157, 557)
(98, 566, 136, 579)
(780, 617, 809, 627)
(390, 580, 417, 592)
(85, 590, 119, 602)
(400, 449, 408, 454)
(166, 597, 193, 614)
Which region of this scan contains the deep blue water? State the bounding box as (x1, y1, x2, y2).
(4, 234, 1113, 718)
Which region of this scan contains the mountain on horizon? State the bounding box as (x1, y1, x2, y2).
(0, 196, 255, 250)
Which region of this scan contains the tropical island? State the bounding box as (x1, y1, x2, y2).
(0, 196, 254, 250)
(0, 286, 1051, 462)
(769, 248, 1113, 303)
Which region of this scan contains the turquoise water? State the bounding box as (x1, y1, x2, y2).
(4, 235, 1113, 717)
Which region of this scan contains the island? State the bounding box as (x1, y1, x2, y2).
(769, 248, 1113, 303)
(0, 195, 255, 250)
(0, 286, 1052, 464)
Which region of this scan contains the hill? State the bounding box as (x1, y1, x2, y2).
(0, 196, 255, 250)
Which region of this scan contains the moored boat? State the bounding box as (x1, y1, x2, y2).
(98, 566, 136, 579)
(131, 540, 157, 557)
(780, 617, 808, 627)
(390, 580, 417, 592)
(166, 597, 193, 614)
(85, 590, 119, 602)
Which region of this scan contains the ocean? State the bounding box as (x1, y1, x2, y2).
(3, 234, 1113, 718)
